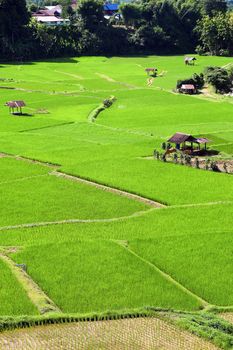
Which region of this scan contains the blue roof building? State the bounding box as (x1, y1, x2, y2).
(104, 3, 119, 14)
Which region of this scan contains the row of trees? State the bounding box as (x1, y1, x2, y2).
(0, 0, 232, 60)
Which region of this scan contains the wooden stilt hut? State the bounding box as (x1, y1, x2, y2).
(145, 68, 157, 76)
(167, 132, 211, 154)
(5, 101, 26, 115)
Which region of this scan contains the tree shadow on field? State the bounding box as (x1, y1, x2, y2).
(38, 57, 79, 64)
(0, 57, 78, 66)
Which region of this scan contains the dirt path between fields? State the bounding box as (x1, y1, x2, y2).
(0, 200, 230, 232)
(0, 152, 60, 168)
(0, 317, 220, 350)
(0, 253, 61, 314)
(50, 171, 165, 208)
(54, 70, 84, 80)
(219, 313, 233, 324)
(95, 73, 116, 82)
(115, 241, 210, 309)
(95, 73, 137, 89)
(0, 208, 156, 232)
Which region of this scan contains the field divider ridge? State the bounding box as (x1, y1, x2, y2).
(20, 121, 75, 133)
(88, 96, 116, 123)
(0, 253, 62, 315)
(50, 170, 165, 208)
(114, 240, 210, 309)
(0, 208, 156, 232)
(0, 173, 49, 186)
(167, 201, 233, 209)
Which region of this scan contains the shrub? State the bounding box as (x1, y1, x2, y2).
(176, 73, 204, 91)
(204, 67, 232, 93)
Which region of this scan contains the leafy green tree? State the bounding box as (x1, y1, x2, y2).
(77, 0, 105, 31)
(196, 13, 233, 55)
(120, 3, 141, 27)
(176, 73, 204, 90)
(59, 0, 73, 18)
(204, 66, 232, 93)
(0, 0, 30, 55)
(201, 0, 227, 16)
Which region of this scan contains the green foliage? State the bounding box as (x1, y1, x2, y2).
(196, 13, 233, 56)
(174, 312, 233, 350)
(77, 0, 105, 31)
(0, 0, 30, 57)
(120, 3, 141, 27)
(177, 73, 204, 90)
(0, 0, 232, 59)
(204, 66, 232, 93)
(201, 0, 227, 16)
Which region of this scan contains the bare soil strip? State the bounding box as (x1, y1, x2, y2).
(95, 73, 136, 89)
(220, 313, 233, 324)
(50, 171, 165, 208)
(0, 253, 61, 315)
(116, 242, 210, 309)
(165, 201, 233, 209)
(95, 73, 117, 82)
(54, 70, 84, 80)
(222, 63, 233, 69)
(0, 317, 219, 349)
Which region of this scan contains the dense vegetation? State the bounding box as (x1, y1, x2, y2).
(177, 65, 233, 94)
(0, 0, 233, 60)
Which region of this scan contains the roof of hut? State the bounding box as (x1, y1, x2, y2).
(168, 132, 211, 144)
(5, 101, 26, 108)
(181, 84, 195, 90)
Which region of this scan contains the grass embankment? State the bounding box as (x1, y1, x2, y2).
(0, 259, 38, 316)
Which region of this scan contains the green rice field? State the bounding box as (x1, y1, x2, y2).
(0, 55, 233, 322)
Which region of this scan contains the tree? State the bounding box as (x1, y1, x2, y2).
(0, 0, 30, 55)
(204, 66, 232, 93)
(201, 0, 227, 16)
(176, 73, 204, 90)
(59, 0, 74, 19)
(120, 3, 141, 28)
(77, 0, 105, 31)
(196, 13, 233, 55)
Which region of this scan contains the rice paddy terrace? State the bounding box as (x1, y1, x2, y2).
(0, 55, 233, 349)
